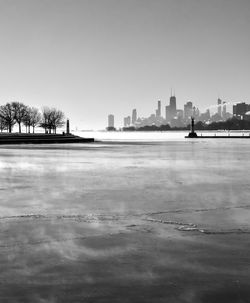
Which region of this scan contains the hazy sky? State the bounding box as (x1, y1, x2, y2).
(0, 0, 250, 129)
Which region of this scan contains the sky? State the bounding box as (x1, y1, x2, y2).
(0, 0, 250, 129)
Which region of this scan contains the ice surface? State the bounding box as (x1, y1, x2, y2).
(0, 132, 250, 302)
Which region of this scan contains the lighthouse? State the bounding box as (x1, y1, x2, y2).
(187, 117, 198, 138)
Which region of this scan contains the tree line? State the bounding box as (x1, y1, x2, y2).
(0, 102, 65, 134)
(122, 117, 250, 131)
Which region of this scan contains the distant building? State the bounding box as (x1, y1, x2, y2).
(233, 102, 250, 118)
(211, 112, 222, 123)
(165, 105, 171, 122)
(184, 101, 193, 120)
(222, 102, 227, 119)
(199, 109, 210, 122)
(218, 98, 222, 117)
(123, 116, 131, 127)
(169, 95, 177, 118)
(156, 100, 161, 117)
(165, 95, 177, 123)
(176, 109, 183, 119)
(108, 114, 114, 128)
(132, 109, 137, 125)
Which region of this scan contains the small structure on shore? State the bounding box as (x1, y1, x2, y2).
(66, 119, 70, 134)
(187, 117, 198, 138)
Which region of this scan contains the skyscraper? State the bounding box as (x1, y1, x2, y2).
(132, 109, 137, 125)
(184, 101, 193, 120)
(156, 100, 161, 117)
(169, 95, 177, 118)
(124, 116, 131, 127)
(218, 98, 222, 117)
(165, 106, 171, 122)
(108, 114, 114, 128)
(222, 102, 226, 119)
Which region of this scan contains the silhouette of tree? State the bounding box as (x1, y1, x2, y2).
(50, 109, 65, 134)
(23, 107, 41, 133)
(11, 102, 28, 133)
(30, 107, 41, 133)
(40, 107, 65, 134)
(0, 103, 16, 133)
(40, 107, 51, 133)
(0, 114, 7, 132)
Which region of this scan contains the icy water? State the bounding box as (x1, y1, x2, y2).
(0, 131, 250, 302)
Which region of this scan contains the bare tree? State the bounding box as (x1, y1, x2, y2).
(40, 107, 65, 134)
(0, 114, 7, 132)
(23, 107, 32, 133)
(40, 107, 52, 133)
(11, 102, 28, 133)
(0, 103, 16, 133)
(50, 109, 65, 134)
(30, 107, 41, 133)
(23, 107, 41, 133)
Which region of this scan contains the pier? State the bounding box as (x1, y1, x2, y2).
(185, 117, 250, 139)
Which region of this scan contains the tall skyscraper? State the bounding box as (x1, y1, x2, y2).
(156, 100, 161, 117)
(222, 102, 226, 119)
(218, 98, 222, 117)
(184, 101, 193, 120)
(108, 114, 114, 128)
(165, 106, 171, 122)
(123, 117, 127, 127)
(132, 109, 137, 125)
(169, 95, 177, 118)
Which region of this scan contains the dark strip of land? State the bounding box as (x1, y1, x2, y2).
(185, 135, 250, 139)
(0, 133, 94, 144)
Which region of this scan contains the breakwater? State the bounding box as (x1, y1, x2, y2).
(0, 133, 94, 144)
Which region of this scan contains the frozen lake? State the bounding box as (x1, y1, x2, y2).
(0, 131, 250, 302)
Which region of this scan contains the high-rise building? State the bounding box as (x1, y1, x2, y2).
(233, 102, 250, 118)
(127, 116, 131, 126)
(222, 102, 226, 119)
(184, 101, 193, 120)
(132, 109, 137, 125)
(156, 100, 161, 117)
(108, 114, 114, 128)
(169, 95, 177, 118)
(123, 117, 127, 127)
(218, 98, 222, 117)
(165, 105, 171, 122)
(123, 116, 131, 127)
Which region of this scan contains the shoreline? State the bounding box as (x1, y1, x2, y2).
(0, 133, 94, 144)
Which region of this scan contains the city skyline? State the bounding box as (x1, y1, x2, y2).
(108, 94, 240, 129)
(0, 0, 250, 130)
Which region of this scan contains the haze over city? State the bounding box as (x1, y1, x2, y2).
(0, 0, 250, 129)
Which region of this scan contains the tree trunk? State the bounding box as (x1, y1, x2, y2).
(28, 125, 30, 133)
(9, 124, 12, 133)
(33, 126, 35, 133)
(19, 122, 21, 133)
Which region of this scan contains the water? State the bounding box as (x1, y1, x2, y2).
(0, 131, 250, 302)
